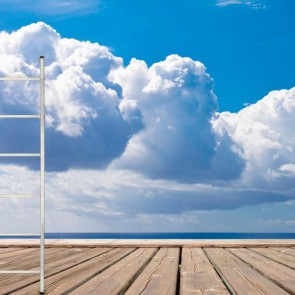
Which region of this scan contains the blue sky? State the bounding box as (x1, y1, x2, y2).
(0, 0, 295, 233)
(1, 0, 295, 112)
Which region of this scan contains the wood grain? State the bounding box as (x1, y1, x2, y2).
(272, 247, 295, 257)
(205, 248, 289, 295)
(125, 248, 179, 295)
(70, 248, 157, 295)
(0, 248, 111, 294)
(1, 244, 295, 294)
(1, 239, 295, 247)
(229, 248, 295, 294)
(180, 248, 229, 295)
(11, 248, 135, 295)
(250, 247, 295, 269)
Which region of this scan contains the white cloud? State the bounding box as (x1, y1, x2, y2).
(257, 219, 295, 229)
(0, 0, 100, 16)
(0, 166, 291, 232)
(0, 22, 295, 232)
(278, 164, 295, 176)
(0, 22, 139, 171)
(216, 0, 266, 9)
(214, 87, 295, 192)
(0, 23, 244, 180)
(110, 55, 244, 182)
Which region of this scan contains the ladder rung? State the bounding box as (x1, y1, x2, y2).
(0, 77, 40, 81)
(0, 115, 40, 119)
(0, 270, 40, 274)
(0, 233, 39, 237)
(0, 153, 40, 157)
(0, 194, 39, 198)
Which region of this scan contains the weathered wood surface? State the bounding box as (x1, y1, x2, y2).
(12, 248, 135, 294)
(125, 248, 179, 295)
(250, 247, 295, 269)
(272, 247, 295, 257)
(0, 241, 294, 294)
(205, 248, 289, 295)
(180, 248, 229, 295)
(0, 248, 113, 294)
(1, 239, 295, 247)
(229, 248, 295, 294)
(71, 248, 157, 295)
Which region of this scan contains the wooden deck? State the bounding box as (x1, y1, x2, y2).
(0, 239, 295, 294)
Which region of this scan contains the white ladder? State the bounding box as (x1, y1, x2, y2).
(0, 56, 45, 294)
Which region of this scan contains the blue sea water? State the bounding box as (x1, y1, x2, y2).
(1, 232, 295, 239)
(0, 232, 295, 240)
(46, 232, 295, 239)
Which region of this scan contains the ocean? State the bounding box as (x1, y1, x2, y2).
(1, 232, 295, 239)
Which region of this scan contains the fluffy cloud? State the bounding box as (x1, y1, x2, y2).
(0, 22, 295, 232)
(0, 22, 140, 171)
(214, 87, 295, 193)
(0, 22, 244, 180)
(110, 56, 244, 182)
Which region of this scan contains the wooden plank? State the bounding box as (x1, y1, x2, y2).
(43, 247, 109, 271)
(250, 247, 295, 269)
(0, 248, 22, 254)
(0, 247, 112, 294)
(70, 248, 157, 295)
(0, 245, 295, 294)
(11, 248, 135, 294)
(230, 248, 295, 294)
(205, 248, 289, 295)
(273, 247, 295, 257)
(0, 248, 36, 261)
(0, 248, 75, 287)
(180, 248, 229, 295)
(125, 248, 179, 295)
(0, 248, 83, 275)
(0, 248, 107, 293)
(1, 239, 295, 248)
(0, 248, 60, 270)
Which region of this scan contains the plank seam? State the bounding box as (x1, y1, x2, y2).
(228, 248, 295, 295)
(60, 248, 138, 294)
(119, 247, 160, 295)
(203, 248, 237, 295)
(271, 248, 295, 258)
(176, 246, 182, 295)
(0, 248, 112, 294)
(247, 247, 295, 270)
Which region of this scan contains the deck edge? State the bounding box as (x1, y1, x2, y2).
(0, 239, 294, 248)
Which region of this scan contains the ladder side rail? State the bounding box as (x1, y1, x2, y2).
(39, 56, 45, 294)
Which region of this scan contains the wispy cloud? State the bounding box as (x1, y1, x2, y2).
(216, 0, 267, 9)
(0, 0, 100, 16)
(258, 219, 295, 228)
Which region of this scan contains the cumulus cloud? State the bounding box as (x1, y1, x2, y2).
(0, 23, 244, 179)
(1, 22, 295, 232)
(0, 22, 141, 171)
(110, 55, 244, 182)
(214, 87, 295, 192)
